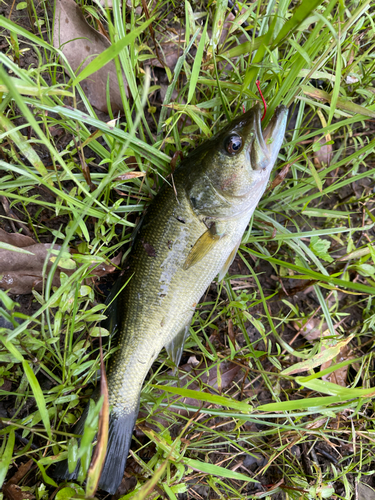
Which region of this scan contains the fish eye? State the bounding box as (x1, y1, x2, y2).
(224, 134, 243, 155)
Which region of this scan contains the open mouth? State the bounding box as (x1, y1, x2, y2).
(262, 105, 289, 163)
(249, 104, 288, 171)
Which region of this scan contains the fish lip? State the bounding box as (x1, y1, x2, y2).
(253, 104, 268, 153)
(247, 103, 288, 171)
(262, 104, 289, 164)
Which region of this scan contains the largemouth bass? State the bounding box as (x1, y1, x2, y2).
(55, 103, 288, 493)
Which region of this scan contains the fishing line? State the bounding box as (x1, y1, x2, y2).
(256, 79, 267, 121)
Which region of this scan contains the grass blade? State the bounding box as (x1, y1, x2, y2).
(0, 430, 15, 488)
(187, 19, 208, 104)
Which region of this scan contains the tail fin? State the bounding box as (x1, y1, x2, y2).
(54, 403, 139, 495)
(98, 408, 138, 494)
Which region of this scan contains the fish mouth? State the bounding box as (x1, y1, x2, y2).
(250, 104, 288, 171)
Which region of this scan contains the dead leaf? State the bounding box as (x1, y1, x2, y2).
(358, 483, 375, 500)
(321, 344, 353, 387)
(3, 460, 35, 500)
(313, 136, 333, 169)
(0, 232, 120, 294)
(269, 163, 291, 190)
(148, 25, 186, 71)
(89, 253, 122, 277)
(171, 361, 242, 415)
(2, 484, 35, 500)
(0, 243, 64, 293)
(292, 318, 327, 341)
(53, 0, 127, 113)
(116, 171, 146, 181)
(288, 319, 352, 384)
(0, 229, 34, 248)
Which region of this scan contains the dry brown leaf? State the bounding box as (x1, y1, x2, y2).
(0, 244, 62, 273)
(53, 0, 127, 113)
(293, 318, 328, 341)
(0, 233, 120, 294)
(293, 319, 351, 385)
(116, 171, 146, 181)
(2, 484, 35, 500)
(3, 460, 35, 500)
(269, 163, 291, 190)
(322, 344, 352, 387)
(179, 362, 240, 399)
(358, 483, 375, 500)
(90, 253, 122, 277)
(148, 25, 185, 71)
(0, 229, 34, 248)
(313, 136, 333, 169)
(0, 243, 65, 294)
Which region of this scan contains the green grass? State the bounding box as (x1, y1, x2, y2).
(0, 0, 375, 498)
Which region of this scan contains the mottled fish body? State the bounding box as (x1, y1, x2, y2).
(55, 104, 288, 493)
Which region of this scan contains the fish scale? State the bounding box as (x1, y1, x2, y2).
(54, 103, 288, 494)
(108, 173, 251, 408)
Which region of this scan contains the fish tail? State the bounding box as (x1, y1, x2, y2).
(54, 401, 139, 495)
(98, 406, 139, 494)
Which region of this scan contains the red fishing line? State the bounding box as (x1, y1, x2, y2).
(256, 80, 267, 121)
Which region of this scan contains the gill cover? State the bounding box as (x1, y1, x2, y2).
(182, 104, 288, 270)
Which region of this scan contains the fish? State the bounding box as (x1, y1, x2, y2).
(54, 103, 288, 493)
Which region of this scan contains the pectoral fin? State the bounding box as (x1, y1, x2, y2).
(218, 239, 241, 281)
(183, 223, 225, 271)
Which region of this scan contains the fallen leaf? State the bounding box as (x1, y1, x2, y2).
(288, 319, 352, 383)
(116, 171, 146, 181)
(0, 229, 34, 248)
(2, 484, 35, 500)
(0, 232, 120, 294)
(321, 344, 353, 387)
(5, 460, 33, 486)
(89, 253, 122, 277)
(0, 243, 64, 293)
(269, 163, 291, 190)
(358, 483, 375, 500)
(147, 25, 186, 71)
(292, 318, 327, 341)
(313, 136, 333, 169)
(170, 361, 242, 415)
(53, 0, 127, 113)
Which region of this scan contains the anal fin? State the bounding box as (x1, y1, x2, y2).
(165, 322, 191, 367)
(218, 238, 241, 281)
